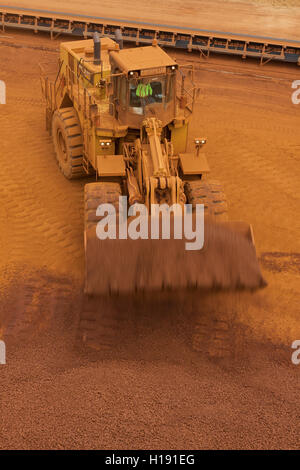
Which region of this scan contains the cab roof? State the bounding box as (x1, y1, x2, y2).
(110, 45, 177, 73)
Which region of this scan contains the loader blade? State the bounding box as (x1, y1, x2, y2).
(84, 217, 266, 296)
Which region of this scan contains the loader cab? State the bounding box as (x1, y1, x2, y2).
(109, 45, 178, 129)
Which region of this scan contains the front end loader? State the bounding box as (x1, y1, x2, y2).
(41, 34, 266, 350)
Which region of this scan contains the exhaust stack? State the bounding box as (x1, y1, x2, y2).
(115, 29, 124, 50)
(93, 32, 101, 65)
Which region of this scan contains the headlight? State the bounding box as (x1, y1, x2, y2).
(99, 140, 112, 147)
(195, 138, 206, 145)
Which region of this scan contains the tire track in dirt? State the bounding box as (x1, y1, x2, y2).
(192, 97, 300, 253)
(0, 104, 87, 276)
(186, 71, 300, 347)
(0, 268, 81, 344)
(260, 252, 300, 273)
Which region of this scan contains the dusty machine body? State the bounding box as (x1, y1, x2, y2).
(42, 36, 209, 201)
(41, 35, 265, 300)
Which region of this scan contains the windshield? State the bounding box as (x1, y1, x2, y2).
(129, 75, 173, 115)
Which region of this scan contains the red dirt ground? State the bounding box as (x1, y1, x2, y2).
(0, 22, 299, 449)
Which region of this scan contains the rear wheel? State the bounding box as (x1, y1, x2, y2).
(184, 179, 228, 222)
(52, 107, 86, 179)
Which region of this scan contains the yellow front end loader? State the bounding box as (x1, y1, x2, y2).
(41, 33, 266, 351)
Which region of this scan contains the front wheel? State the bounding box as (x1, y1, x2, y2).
(52, 107, 86, 179)
(184, 179, 228, 222)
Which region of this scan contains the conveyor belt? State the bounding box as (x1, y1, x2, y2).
(1, 5, 300, 65)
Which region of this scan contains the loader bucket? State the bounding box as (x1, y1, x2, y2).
(84, 216, 266, 296)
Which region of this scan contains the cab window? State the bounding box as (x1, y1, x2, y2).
(129, 77, 165, 114)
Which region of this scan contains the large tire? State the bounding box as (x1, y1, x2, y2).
(84, 181, 122, 229)
(52, 107, 86, 179)
(184, 180, 228, 222)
